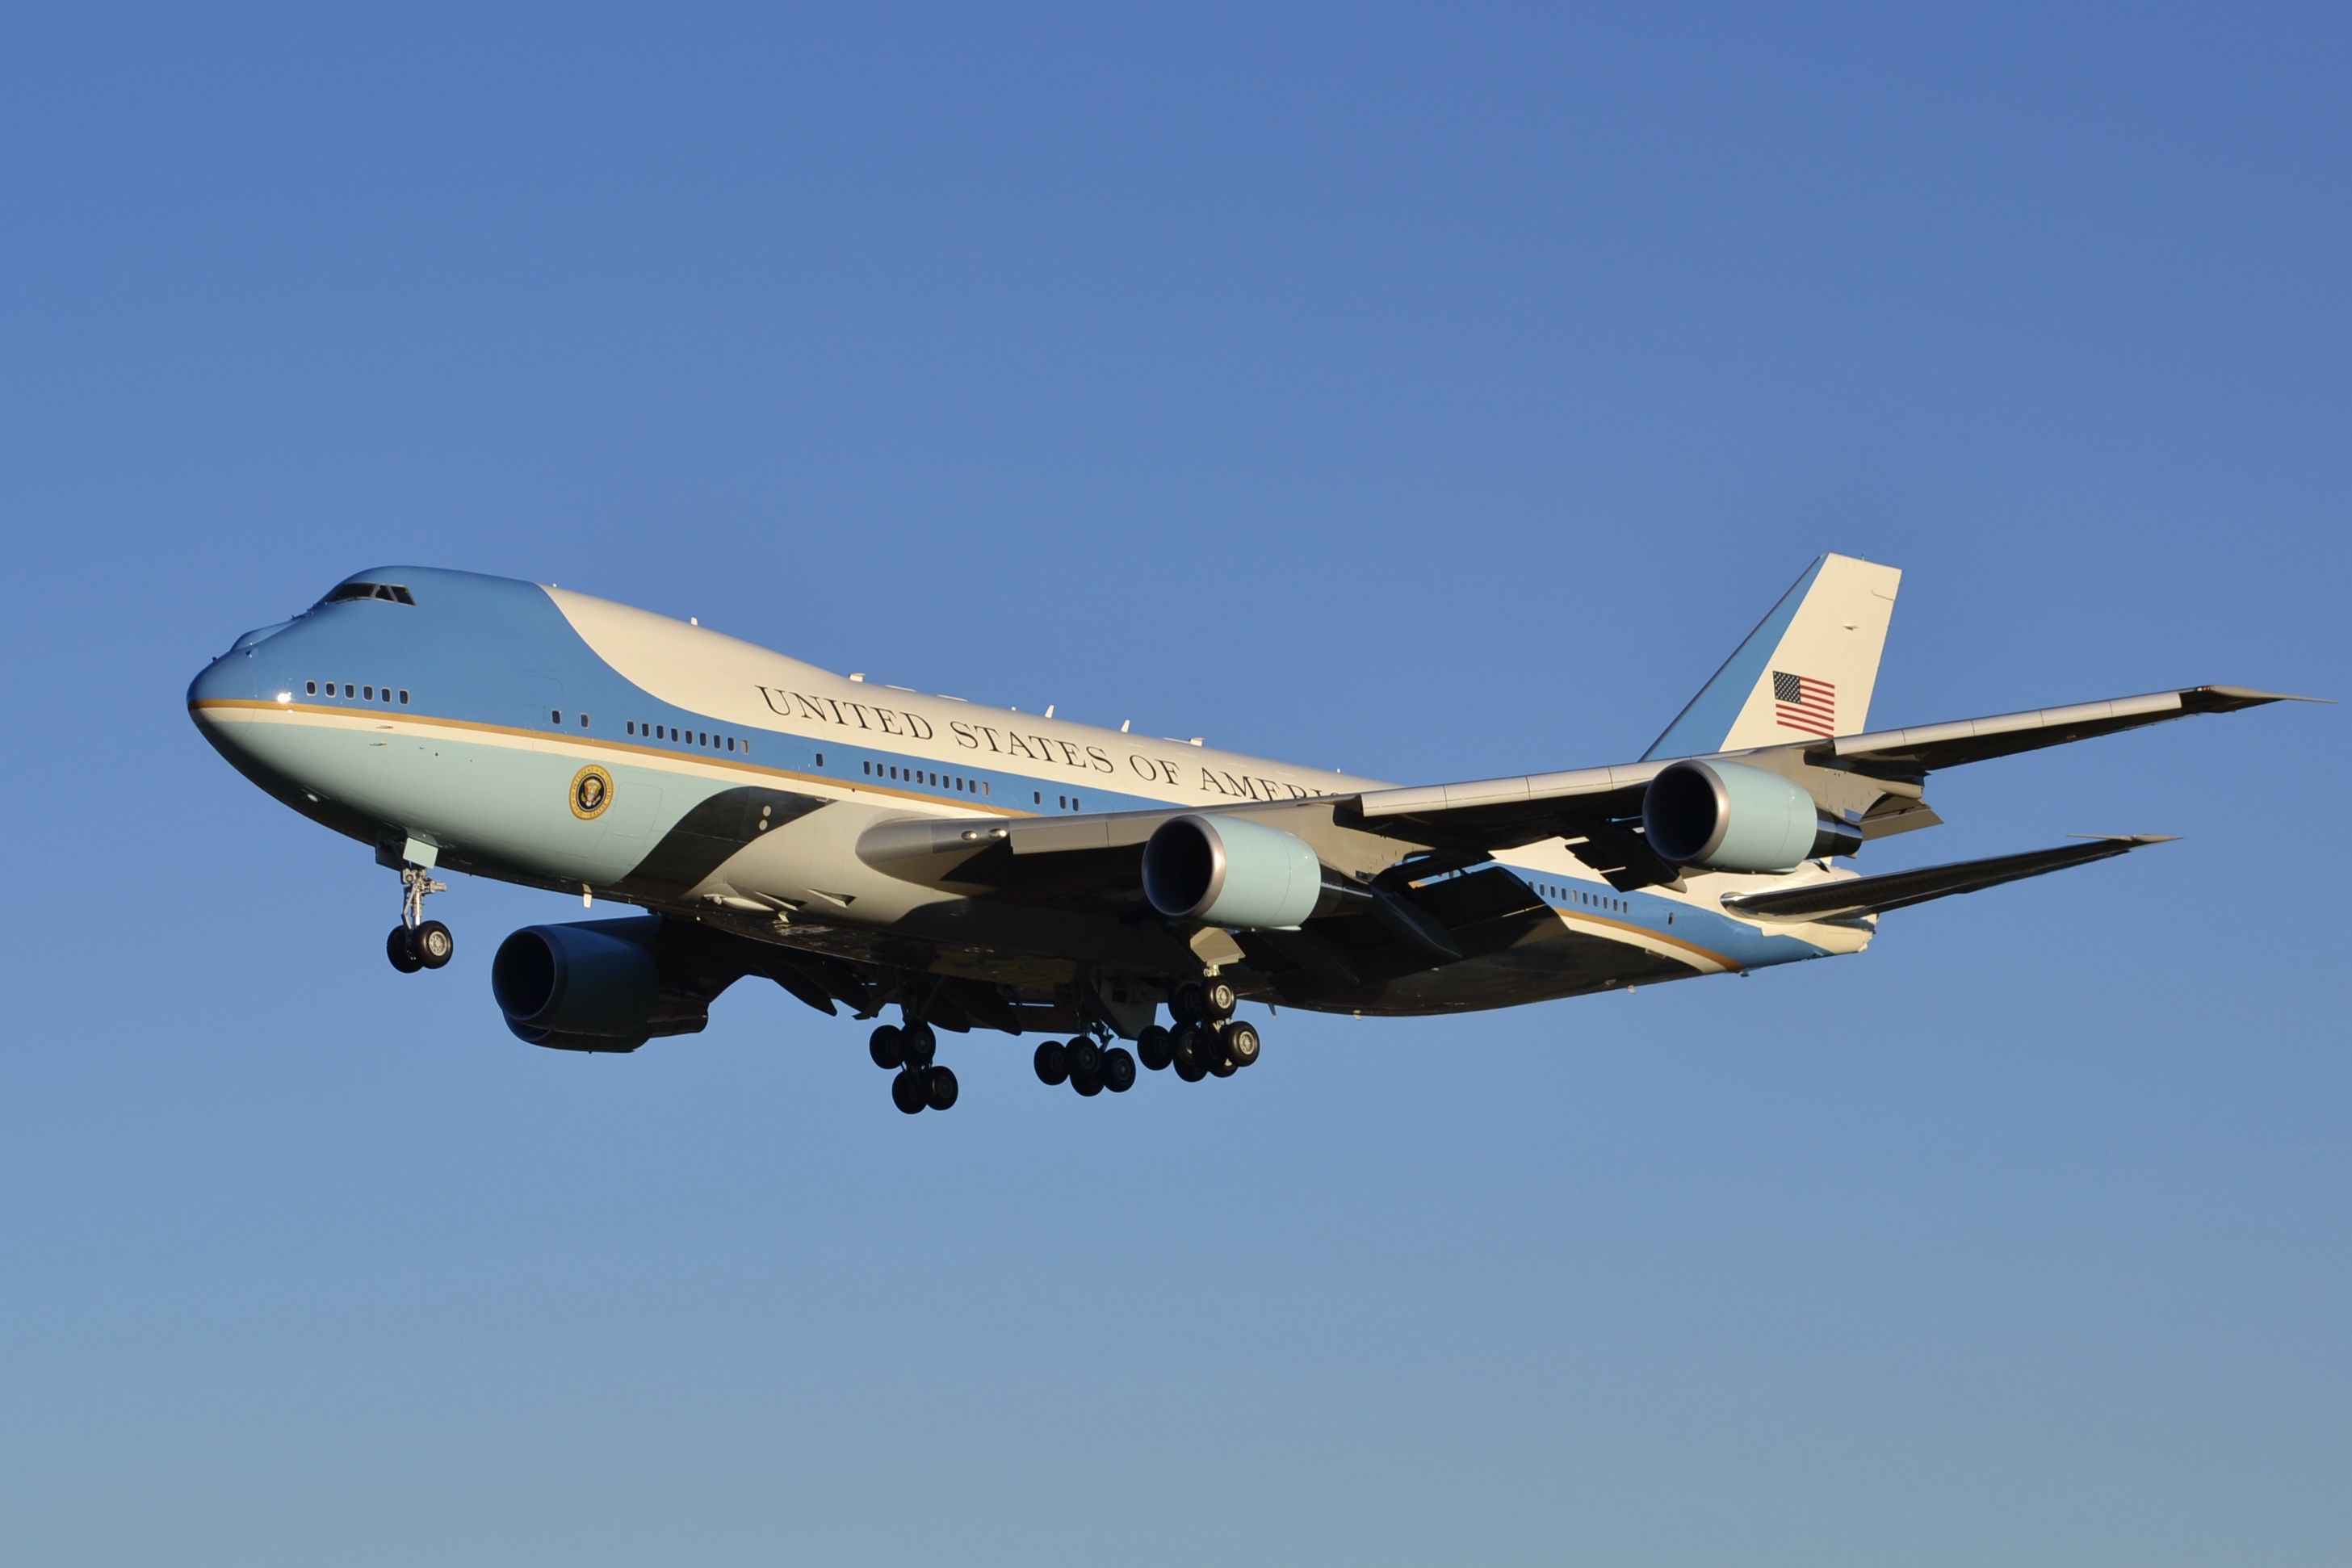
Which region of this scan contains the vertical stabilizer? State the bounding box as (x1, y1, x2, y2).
(1642, 554, 1901, 759)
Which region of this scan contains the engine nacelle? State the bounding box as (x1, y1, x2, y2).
(490, 920, 711, 1051)
(1142, 814, 1330, 929)
(1641, 759, 1862, 873)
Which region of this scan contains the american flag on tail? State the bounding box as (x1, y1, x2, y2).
(1772, 670, 1837, 737)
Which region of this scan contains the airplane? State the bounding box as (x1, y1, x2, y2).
(187, 555, 2315, 1114)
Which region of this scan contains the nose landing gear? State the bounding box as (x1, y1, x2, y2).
(385, 865, 453, 973)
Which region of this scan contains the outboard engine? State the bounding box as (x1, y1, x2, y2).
(1641, 759, 1863, 874)
(490, 918, 714, 1052)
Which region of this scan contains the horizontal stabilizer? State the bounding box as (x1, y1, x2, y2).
(1719, 835, 2177, 923)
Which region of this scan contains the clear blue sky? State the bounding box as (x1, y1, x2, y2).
(3, 5, 2346, 1563)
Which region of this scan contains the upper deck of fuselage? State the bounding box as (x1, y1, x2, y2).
(188, 565, 1390, 818)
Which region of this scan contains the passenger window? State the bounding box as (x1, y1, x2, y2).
(551, 709, 561, 723)
(363, 685, 373, 699)
(398, 690, 409, 704)
(627, 722, 635, 736)
(344, 684, 354, 698)
(304, 681, 317, 695)
(580, 714, 590, 727)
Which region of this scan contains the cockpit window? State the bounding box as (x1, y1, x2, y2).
(321, 581, 416, 606)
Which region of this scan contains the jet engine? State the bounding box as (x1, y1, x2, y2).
(490, 919, 713, 1052)
(1641, 759, 1863, 874)
(1141, 814, 1360, 929)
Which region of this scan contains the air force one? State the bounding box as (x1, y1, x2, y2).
(188, 556, 2314, 1113)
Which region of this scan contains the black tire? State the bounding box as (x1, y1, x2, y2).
(1171, 982, 1206, 1025)
(1135, 1025, 1173, 1072)
(925, 1065, 959, 1111)
(1102, 1047, 1137, 1093)
(1222, 1021, 1261, 1068)
(386, 926, 424, 974)
(1071, 1068, 1105, 1097)
(1066, 1038, 1101, 1080)
(870, 1025, 906, 1071)
(1210, 1055, 1239, 1078)
(1033, 1039, 1069, 1086)
(891, 1068, 929, 1114)
(1203, 978, 1237, 1021)
(1171, 1025, 1207, 1072)
(901, 1021, 937, 1067)
(413, 920, 455, 969)
(1174, 1055, 1209, 1084)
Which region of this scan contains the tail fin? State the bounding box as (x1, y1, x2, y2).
(1643, 553, 1901, 760)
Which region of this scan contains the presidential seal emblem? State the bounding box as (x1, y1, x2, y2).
(569, 765, 614, 820)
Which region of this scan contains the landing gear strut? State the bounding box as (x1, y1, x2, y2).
(385, 865, 453, 973)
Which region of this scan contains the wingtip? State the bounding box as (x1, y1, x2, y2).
(2195, 684, 2334, 706)
(2067, 833, 2181, 846)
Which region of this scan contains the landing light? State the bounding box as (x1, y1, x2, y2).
(275, 690, 293, 703)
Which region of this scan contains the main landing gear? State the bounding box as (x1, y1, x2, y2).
(385, 865, 454, 974)
(1151, 976, 1260, 1084)
(1030, 1032, 1138, 1098)
(869, 1018, 959, 1115)
(1033, 975, 1264, 1096)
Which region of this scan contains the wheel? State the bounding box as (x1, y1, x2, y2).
(891, 1068, 929, 1114)
(386, 926, 424, 974)
(1222, 1021, 1261, 1068)
(870, 1025, 906, 1070)
(1203, 978, 1237, 1021)
(901, 1021, 937, 1066)
(1135, 1025, 1173, 1072)
(1033, 1039, 1069, 1086)
(1210, 1055, 1239, 1078)
(1102, 1047, 1137, 1093)
(413, 920, 454, 969)
(1071, 1069, 1105, 1097)
(1174, 1055, 1209, 1084)
(1171, 982, 1206, 1025)
(1171, 1025, 1208, 1072)
(1066, 1038, 1101, 1080)
(925, 1065, 959, 1111)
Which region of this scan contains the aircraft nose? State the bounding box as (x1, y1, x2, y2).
(188, 650, 257, 711)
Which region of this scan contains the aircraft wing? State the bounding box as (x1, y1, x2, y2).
(856, 685, 2314, 903)
(1341, 683, 2317, 885)
(1773, 685, 2320, 778)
